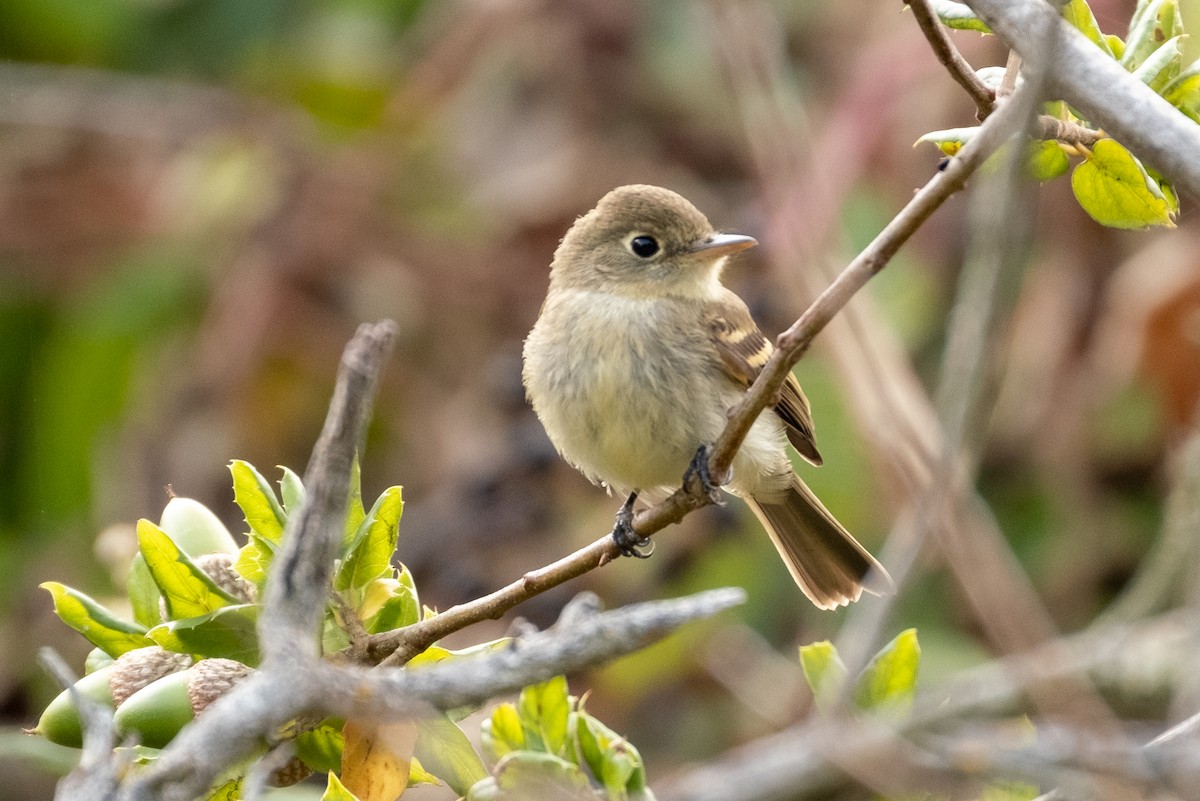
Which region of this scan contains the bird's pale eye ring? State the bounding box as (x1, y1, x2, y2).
(628, 235, 660, 258)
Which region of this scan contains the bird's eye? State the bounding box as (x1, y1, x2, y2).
(629, 235, 660, 258)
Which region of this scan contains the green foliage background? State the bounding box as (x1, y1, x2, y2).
(2, 0, 1199, 798)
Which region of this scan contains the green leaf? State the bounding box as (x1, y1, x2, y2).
(853, 628, 921, 715)
(980, 781, 1041, 800)
(408, 756, 442, 787)
(344, 455, 365, 545)
(337, 486, 404, 592)
(799, 641, 849, 714)
(1026, 140, 1071, 181)
(204, 780, 242, 801)
(1162, 56, 1200, 122)
(915, 126, 979, 157)
(322, 771, 362, 801)
(1123, 0, 1183, 70)
(518, 675, 571, 756)
(576, 711, 646, 797)
(482, 704, 524, 763)
(494, 752, 592, 797)
(229, 460, 287, 543)
(234, 534, 276, 588)
(1106, 34, 1126, 61)
(1131, 34, 1186, 92)
(1071, 139, 1176, 229)
(929, 0, 991, 33)
(295, 720, 345, 773)
(147, 604, 261, 665)
(279, 466, 307, 515)
(40, 581, 152, 656)
(128, 552, 164, 628)
(137, 519, 241, 620)
(1062, 0, 1115, 57)
(360, 575, 420, 634)
(414, 714, 488, 796)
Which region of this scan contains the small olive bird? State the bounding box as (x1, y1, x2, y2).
(522, 184, 891, 608)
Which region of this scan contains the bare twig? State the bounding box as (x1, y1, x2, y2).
(906, 0, 996, 119)
(659, 610, 1200, 801)
(965, 0, 1200, 196)
(367, 82, 1024, 666)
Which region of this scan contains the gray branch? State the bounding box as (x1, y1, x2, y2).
(964, 0, 1200, 197)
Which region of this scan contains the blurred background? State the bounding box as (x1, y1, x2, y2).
(3, 0, 1200, 797)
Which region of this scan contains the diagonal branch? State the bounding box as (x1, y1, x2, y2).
(964, 0, 1200, 197)
(906, 0, 996, 119)
(367, 82, 1032, 666)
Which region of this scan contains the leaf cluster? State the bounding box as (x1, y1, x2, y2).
(36, 460, 649, 800)
(923, 0, 1194, 229)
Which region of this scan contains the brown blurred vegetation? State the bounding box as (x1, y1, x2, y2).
(2, 0, 1200, 798)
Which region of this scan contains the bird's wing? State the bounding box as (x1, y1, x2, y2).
(705, 302, 823, 465)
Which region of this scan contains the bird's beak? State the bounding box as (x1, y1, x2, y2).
(688, 233, 758, 258)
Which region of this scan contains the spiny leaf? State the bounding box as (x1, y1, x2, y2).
(229, 460, 286, 543)
(137, 519, 242, 620)
(40, 581, 152, 656)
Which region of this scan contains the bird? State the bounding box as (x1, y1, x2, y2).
(522, 184, 892, 608)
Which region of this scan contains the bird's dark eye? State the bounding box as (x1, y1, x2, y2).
(629, 235, 659, 258)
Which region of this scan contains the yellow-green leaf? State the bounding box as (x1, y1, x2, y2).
(915, 126, 979, 157)
(323, 771, 363, 801)
(296, 720, 345, 773)
(413, 714, 488, 796)
(929, 0, 992, 33)
(1123, 0, 1183, 70)
(337, 486, 404, 592)
(1131, 34, 1186, 93)
(1162, 57, 1200, 122)
(1026, 140, 1071, 181)
(234, 534, 275, 588)
(1062, 0, 1115, 57)
(1071, 139, 1176, 229)
(799, 640, 849, 714)
(40, 581, 152, 656)
(229, 460, 286, 543)
(518, 675, 570, 756)
(279, 466, 307, 515)
(854, 628, 921, 716)
(138, 519, 242, 620)
(482, 704, 524, 762)
(147, 604, 260, 665)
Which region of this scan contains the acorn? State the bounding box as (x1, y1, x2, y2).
(268, 756, 314, 787)
(113, 658, 253, 748)
(194, 553, 257, 604)
(28, 665, 116, 748)
(159, 497, 238, 556)
(109, 646, 194, 706)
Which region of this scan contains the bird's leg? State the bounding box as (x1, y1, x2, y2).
(683, 444, 726, 505)
(612, 491, 654, 558)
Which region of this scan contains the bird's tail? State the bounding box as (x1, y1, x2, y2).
(746, 476, 893, 609)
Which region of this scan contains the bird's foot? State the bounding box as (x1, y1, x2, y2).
(611, 492, 654, 558)
(684, 444, 726, 505)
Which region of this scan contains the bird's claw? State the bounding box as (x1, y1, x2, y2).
(684, 444, 726, 505)
(612, 492, 654, 558)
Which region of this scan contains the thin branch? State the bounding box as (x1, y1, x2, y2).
(367, 88, 1026, 666)
(129, 589, 742, 801)
(705, 87, 1026, 488)
(906, 0, 996, 119)
(658, 610, 1200, 801)
(965, 0, 1200, 197)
